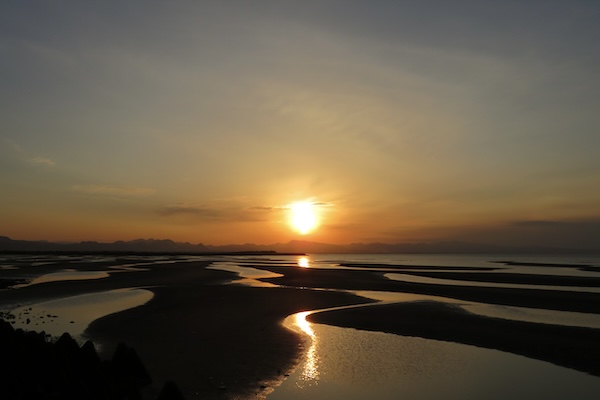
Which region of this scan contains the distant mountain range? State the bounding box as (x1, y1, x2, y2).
(0, 235, 596, 254)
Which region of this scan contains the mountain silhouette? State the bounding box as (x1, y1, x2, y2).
(0, 236, 595, 254)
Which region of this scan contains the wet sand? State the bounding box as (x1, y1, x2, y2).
(2, 257, 600, 399)
(0, 258, 371, 399)
(308, 301, 600, 377)
(392, 270, 600, 287)
(88, 259, 600, 397)
(258, 265, 600, 314)
(87, 284, 370, 399)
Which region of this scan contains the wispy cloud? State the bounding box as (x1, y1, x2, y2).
(158, 203, 221, 218)
(249, 205, 289, 212)
(72, 184, 155, 197)
(312, 202, 333, 207)
(2, 138, 56, 168)
(512, 220, 566, 227)
(29, 157, 56, 168)
(159, 202, 281, 222)
(251, 201, 334, 212)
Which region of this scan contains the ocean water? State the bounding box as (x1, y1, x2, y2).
(212, 253, 600, 329)
(2, 253, 600, 399)
(269, 314, 600, 400)
(212, 253, 600, 399)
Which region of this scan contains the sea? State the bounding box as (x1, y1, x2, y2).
(2, 253, 600, 399)
(214, 253, 600, 400)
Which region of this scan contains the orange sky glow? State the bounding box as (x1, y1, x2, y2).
(1, 2, 600, 250)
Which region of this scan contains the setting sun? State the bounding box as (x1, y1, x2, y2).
(289, 201, 318, 235)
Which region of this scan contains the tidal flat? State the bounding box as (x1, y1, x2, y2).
(1, 253, 600, 399)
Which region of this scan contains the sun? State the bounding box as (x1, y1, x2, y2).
(289, 201, 318, 235)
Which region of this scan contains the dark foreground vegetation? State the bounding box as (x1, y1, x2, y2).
(0, 320, 184, 400)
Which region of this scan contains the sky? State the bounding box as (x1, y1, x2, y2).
(1, 1, 600, 249)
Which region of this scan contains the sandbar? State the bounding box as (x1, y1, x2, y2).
(3, 256, 600, 399)
(308, 301, 600, 376)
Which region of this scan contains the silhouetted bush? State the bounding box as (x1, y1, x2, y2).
(0, 319, 184, 400)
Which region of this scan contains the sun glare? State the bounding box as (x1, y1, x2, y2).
(289, 201, 318, 235)
(298, 257, 310, 268)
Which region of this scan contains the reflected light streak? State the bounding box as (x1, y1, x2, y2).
(298, 257, 310, 268)
(295, 311, 319, 384)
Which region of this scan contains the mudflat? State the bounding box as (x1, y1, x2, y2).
(2, 256, 600, 399)
(1, 258, 371, 399)
(308, 300, 600, 377)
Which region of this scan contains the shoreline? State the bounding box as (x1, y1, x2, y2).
(257, 265, 600, 314)
(85, 284, 371, 399)
(1, 258, 372, 399)
(2, 255, 600, 398)
(308, 300, 600, 377)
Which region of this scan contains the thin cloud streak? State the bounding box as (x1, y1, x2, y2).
(158, 204, 221, 218)
(29, 157, 56, 168)
(159, 203, 274, 223)
(71, 185, 155, 197)
(2, 138, 56, 168)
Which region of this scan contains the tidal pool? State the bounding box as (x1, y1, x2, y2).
(6, 288, 153, 342)
(207, 262, 283, 287)
(385, 272, 600, 294)
(24, 269, 110, 287)
(352, 290, 600, 329)
(269, 310, 600, 400)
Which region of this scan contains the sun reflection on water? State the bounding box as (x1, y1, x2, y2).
(295, 311, 319, 385)
(297, 257, 310, 268)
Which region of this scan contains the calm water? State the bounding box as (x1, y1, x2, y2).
(269, 314, 600, 400)
(2, 253, 600, 399)
(215, 253, 600, 400)
(213, 253, 600, 328)
(6, 288, 153, 343)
